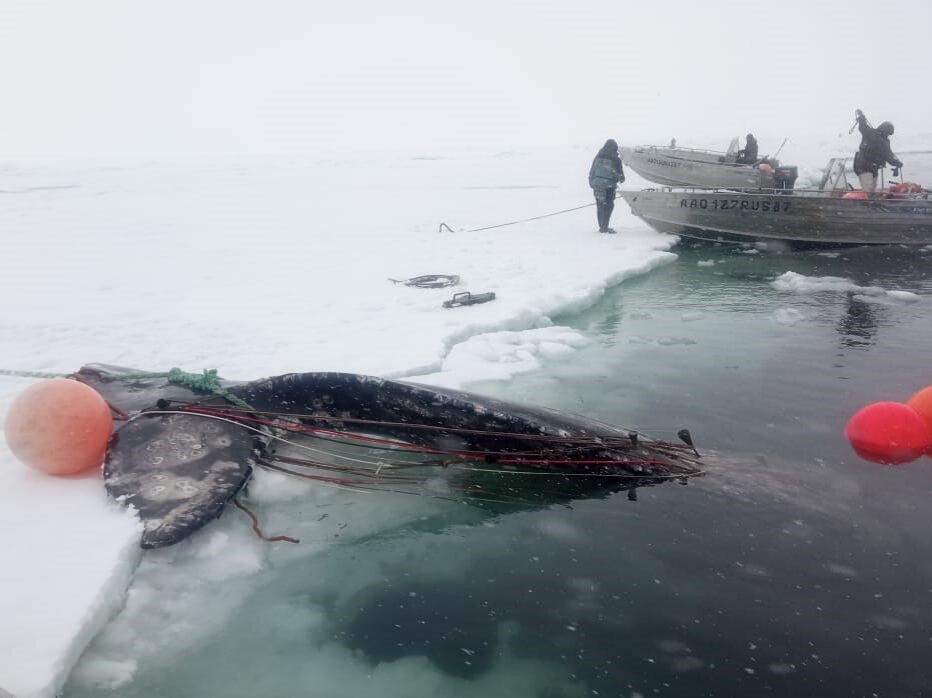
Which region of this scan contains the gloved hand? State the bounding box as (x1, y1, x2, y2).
(894, 158, 904, 169)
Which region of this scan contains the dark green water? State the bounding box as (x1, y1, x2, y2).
(468, 243, 932, 697)
(64, 243, 932, 698)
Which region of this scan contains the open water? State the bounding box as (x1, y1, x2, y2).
(63, 242, 932, 698)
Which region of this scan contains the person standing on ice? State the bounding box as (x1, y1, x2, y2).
(589, 139, 625, 234)
(853, 108, 903, 194)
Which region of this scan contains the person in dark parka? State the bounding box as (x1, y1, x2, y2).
(735, 133, 758, 164)
(853, 108, 903, 194)
(589, 139, 625, 233)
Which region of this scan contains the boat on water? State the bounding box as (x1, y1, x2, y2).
(620, 140, 790, 189)
(618, 158, 932, 247)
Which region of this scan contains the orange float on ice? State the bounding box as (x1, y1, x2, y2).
(4, 378, 113, 476)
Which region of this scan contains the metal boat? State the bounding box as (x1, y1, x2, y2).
(618, 158, 932, 247)
(620, 141, 780, 189)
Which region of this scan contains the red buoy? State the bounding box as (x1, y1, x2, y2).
(4, 378, 113, 476)
(844, 401, 932, 465)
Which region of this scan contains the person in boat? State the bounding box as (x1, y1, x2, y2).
(853, 109, 903, 194)
(588, 139, 625, 234)
(735, 133, 758, 164)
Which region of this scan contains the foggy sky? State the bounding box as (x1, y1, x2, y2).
(1, 0, 930, 160)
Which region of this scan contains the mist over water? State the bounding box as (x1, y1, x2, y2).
(62, 243, 932, 698)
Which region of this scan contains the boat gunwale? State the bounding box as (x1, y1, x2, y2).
(622, 186, 931, 201)
(623, 144, 731, 158)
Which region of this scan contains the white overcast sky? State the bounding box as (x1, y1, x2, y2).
(1, 0, 930, 159)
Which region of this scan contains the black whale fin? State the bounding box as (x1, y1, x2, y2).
(104, 412, 255, 549)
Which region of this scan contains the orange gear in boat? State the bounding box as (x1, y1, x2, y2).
(889, 182, 923, 197)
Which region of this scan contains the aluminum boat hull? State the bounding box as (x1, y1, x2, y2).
(619, 189, 932, 246)
(621, 146, 771, 189)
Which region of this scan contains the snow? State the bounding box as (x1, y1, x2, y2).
(0, 146, 677, 697)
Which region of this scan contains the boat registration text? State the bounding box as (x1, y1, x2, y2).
(680, 198, 791, 212)
(647, 157, 682, 169)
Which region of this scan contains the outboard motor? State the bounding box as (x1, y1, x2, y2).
(773, 165, 799, 193)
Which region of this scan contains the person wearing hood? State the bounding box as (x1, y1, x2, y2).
(853, 109, 903, 194)
(588, 139, 625, 233)
(735, 133, 758, 164)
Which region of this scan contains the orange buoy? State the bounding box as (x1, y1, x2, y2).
(907, 386, 932, 449)
(842, 191, 870, 200)
(4, 378, 113, 476)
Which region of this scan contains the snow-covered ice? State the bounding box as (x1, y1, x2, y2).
(0, 146, 677, 697)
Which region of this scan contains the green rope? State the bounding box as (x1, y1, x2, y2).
(1, 366, 253, 409)
(0, 369, 68, 379)
(111, 368, 219, 391)
(111, 368, 253, 409)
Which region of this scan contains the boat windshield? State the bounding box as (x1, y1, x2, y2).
(725, 137, 739, 158)
(819, 158, 851, 192)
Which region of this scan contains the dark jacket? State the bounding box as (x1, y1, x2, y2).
(736, 135, 758, 164)
(854, 115, 902, 175)
(589, 139, 625, 190)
